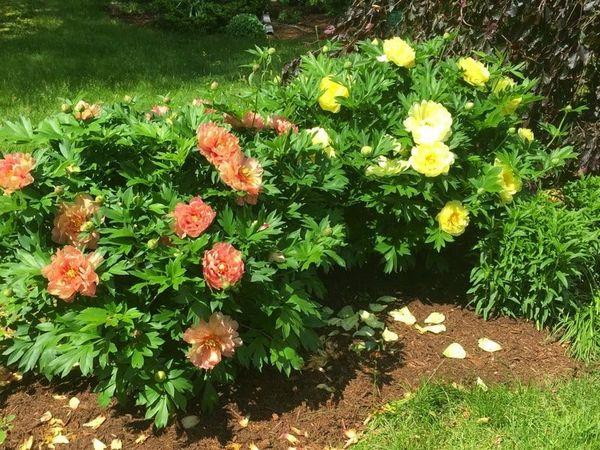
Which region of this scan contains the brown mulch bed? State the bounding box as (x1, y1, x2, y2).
(0, 297, 579, 450)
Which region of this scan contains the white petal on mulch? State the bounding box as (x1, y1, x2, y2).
(182, 415, 200, 429)
(281, 433, 299, 445)
(68, 396, 80, 410)
(238, 416, 249, 428)
(51, 434, 70, 445)
(92, 438, 107, 450)
(382, 328, 399, 342)
(424, 312, 446, 324)
(478, 337, 502, 352)
(388, 307, 416, 325)
(39, 411, 52, 422)
(476, 377, 489, 391)
(52, 394, 67, 401)
(110, 439, 123, 450)
(415, 324, 446, 334)
(18, 435, 33, 450)
(248, 444, 260, 450)
(443, 343, 467, 359)
(83, 415, 106, 429)
(134, 433, 148, 444)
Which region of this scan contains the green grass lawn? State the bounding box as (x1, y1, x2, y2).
(355, 376, 600, 450)
(0, 0, 309, 122)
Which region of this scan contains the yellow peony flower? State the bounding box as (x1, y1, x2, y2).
(458, 57, 490, 87)
(318, 76, 349, 113)
(308, 127, 336, 158)
(493, 76, 516, 93)
(436, 201, 470, 236)
(494, 159, 522, 203)
(365, 156, 410, 177)
(403, 100, 453, 145)
(502, 97, 522, 114)
(408, 142, 455, 177)
(518, 127, 534, 143)
(380, 37, 415, 68)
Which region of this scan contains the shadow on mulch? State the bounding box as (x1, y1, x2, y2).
(0, 266, 582, 450)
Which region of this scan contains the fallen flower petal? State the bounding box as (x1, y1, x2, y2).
(40, 411, 52, 422)
(52, 434, 70, 444)
(110, 439, 123, 450)
(18, 435, 33, 450)
(182, 415, 200, 429)
(388, 307, 416, 325)
(424, 312, 445, 324)
(443, 343, 467, 359)
(478, 337, 502, 352)
(281, 433, 299, 445)
(93, 438, 107, 450)
(382, 328, 399, 342)
(134, 433, 148, 444)
(415, 324, 446, 334)
(238, 416, 249, 428)
(68, 396, 80, 410)
(476, 376, 489, 391)
(83, 415, 106, 429)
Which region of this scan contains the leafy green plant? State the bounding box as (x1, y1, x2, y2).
(556, 294, 600, 363)
(0, 415, 15, 444)
(469, 195, 600, 327)
(225, 14, 265, 39)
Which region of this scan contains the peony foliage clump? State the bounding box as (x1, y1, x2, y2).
(0, 36, 575, 425)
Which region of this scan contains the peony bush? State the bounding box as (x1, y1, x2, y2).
(0, 36, 575, 425)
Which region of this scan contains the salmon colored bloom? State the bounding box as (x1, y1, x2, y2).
(42, 246, 101, 302)
(0, 152, 35, 195)
(202, 242, 244, 289)
(218, 156, 263, 197)
(150, 105, 169, 116)
(196, 122, 243, 166)
(183, 312, 242, 370)
(241, 111, 266, 130)
(73, 100, 102, 121)
(52, 194, 100, 249)
(171, 197, 216, 238)
(268, 115, 299, 135)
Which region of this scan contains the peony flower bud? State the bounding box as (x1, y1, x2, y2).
(565, 105, 572, 112)
(344, 61, 352, 69)
(2, 288, 13, 297)
(53, 185, 64, 195)
(252, 63, 260, 72)
(322, 226, 333, 236)
(123, 95, 133, 103)
(268, 251, 286, 263)
(154, 370, 167, 382)
(267, 47, 276, 55)
(81, 221, 94, 232)
(322, 45, 329, 53)
(443, 32, 451, 40)
(94, 195, 105, 205)
(60, 103, 71, 113)
(146, 238, 158, 250)
(66, 165, 81, 174)
(360, 145, 373, 155)
(465, 101, 474, 110)
(210, 81, 219, 90)
(508, 127, 516, 135)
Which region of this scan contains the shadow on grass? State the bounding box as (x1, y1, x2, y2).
(0, 0, 308, 120)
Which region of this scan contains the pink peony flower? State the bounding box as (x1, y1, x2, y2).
(51, 194, 100, 249)
(218, 156, 263, 198)
(41, 246, 101, 302)
(241, 111, 266, 130)
(196, 122, 243, 166)
(192, 98, 217, 114)
(150, 105, 170, 116)
(73, 100, 102, 121)
(0, 152, 35, 195)
(268, 115, 299, 135)
(183, 312, 242, 370)
(171, 196, 216, 238)
(202, 242, 244, 289)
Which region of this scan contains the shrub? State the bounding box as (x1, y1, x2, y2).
(469, 195, 600, 327)
(225, 14, 265, 39)
(0, 37, 573, 425)
(0, 98, 346, 426)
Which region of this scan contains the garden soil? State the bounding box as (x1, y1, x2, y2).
(0, 297, 579, 449)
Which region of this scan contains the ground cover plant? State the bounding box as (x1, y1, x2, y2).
(0, 31, 579, 427)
